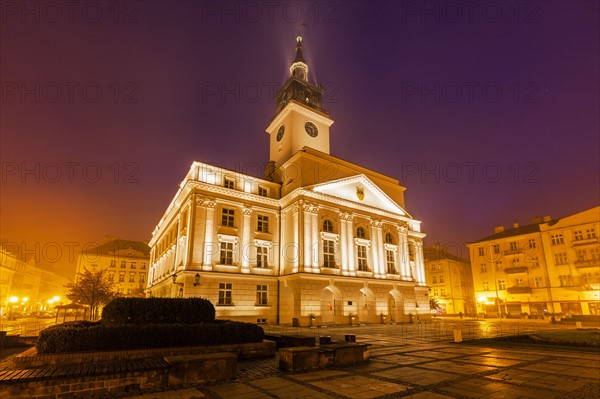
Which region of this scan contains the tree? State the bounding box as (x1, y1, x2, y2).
(429, 298, 440, 312)
(65, 269, 116, 320)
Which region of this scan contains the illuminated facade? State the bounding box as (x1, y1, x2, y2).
(0, 248, 70, 316)
(424, 246, 474, 316)
(75, 237, 149, 297)
(146, 37, 428, 325)
(467, 206, 600, 317)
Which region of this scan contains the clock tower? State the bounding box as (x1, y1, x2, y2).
(266, 35, 335, 170)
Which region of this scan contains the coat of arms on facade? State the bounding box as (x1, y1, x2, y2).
(356, 186, 364, 201)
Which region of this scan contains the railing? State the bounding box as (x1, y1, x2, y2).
(504, 266, 528, 274)
(0, 320, 56, 337)
(574, 259, 600, 268)
(507, 286, 533, 294)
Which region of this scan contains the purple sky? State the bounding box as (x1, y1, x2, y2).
(1, 1, 598, 277)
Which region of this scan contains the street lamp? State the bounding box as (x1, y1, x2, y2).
(193, 273, 200, 287)
(172, 273, 183, 287)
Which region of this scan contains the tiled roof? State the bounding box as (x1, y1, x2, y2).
(80, 239, 150, 257)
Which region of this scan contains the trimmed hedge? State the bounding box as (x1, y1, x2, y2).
(101, 297, 215, 325)
(36, 320, 264, 354)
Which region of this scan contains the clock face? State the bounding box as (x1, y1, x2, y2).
(276, 125, 285, 142)
(305, 121, 318, 138)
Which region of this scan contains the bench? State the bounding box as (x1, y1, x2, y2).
(279, 342, 370, 372)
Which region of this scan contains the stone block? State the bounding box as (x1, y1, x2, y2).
(278, 347, 319, 371)
(164, 352, 237, 386)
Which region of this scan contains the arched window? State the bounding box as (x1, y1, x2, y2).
(385, 233, 394, 244)
(356, 227, 366, 239)
(323, 219, 334, 232)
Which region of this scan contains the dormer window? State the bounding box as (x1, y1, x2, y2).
(224, 178, 234, 189)
(258, 186, 268, 197)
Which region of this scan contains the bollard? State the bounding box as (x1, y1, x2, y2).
(453, 328, 462, 343)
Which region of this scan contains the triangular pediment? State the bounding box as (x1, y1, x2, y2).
(307, 175, 410, 217)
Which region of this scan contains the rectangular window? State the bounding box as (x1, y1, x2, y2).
(551, 234, 564, 245)
(120, 261, 126, 268)
(480, 263, 487, 272)
(509, 242, 518, 251)
(493, 244, 501, 254)
(140, 262, 146, 269)
(256, 246, 268, 268)
(574, 230, 584, 241)
(110, 260, 116, 268)
(576, 250, 587, 261)
(432, 276, 437, 284)
(257, 215, 269, 233)
(386, 250, 395, 274)
(440, 288, 446, 296)
(357, 245, 368, 271)
(139, 273, 146, 283)
(554, 252, 568, 265)
(439, 276, 444, 283)
(586, 228, 596, 239)
(498, 280, 505, 290)
(256, 284, 268, 306)
(129, 273, 135, 282)
(530, 256, 540, 267)
(528, 239, 536, 249)
(515, 278, 524, 287)
(119, 272, 125, 282)
(220, 242, 234, 265)
(433, 289, 438, 296)
(218, 283, 233, 305)
(591, 248, 600, 260)
(224, 178, 234, 189)
(323, 239, 335, 268)
(478, 247, 485, 257)
(130, 261, 136, 269)
(222, 208, 235, 227)
(534, 277, 542, 288)
(108, 272, 115, 283)
(559, 275, 572, 287)
(258, 186, 268, 197)
(483, 281, 489, 290)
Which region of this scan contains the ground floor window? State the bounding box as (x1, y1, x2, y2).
(218, 283, 232, 305)
(256, 284, 268, 306)
(560, 302, 582, 315)
(589, 302, 600, 315)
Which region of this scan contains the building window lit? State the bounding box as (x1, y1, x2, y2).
(121, 261, 126, 268)
(586, 228, 596, 239)
(480, 263, 487, 272)
(591, 248, 600, 260)
(119, 272, 125, 282)
(483, 281, 489, 290)
(140, 262, 146, 269)
(139, 273, 146, 283)
(110, 260, 116, 268)
(530, 256, 540, 267)
(493, 244, 501, 254)
(323, 239, 335, 268)
(322, 219, 333, 232)
(357, 245, 368, 271)
(129, 273, 135, 282)
(224, 178, 235, 189)
(220, 242, 234, 265)
(478, 247, 485, 257)
(356, 227, 366, 239)
(439, 276, 444, 283)
(534, 277, 543, 287)
(130, 261, 136, 269)
(386, 250, 395, 273)
(432, 276, 437, 284)
(256, 246, 268, 268)
(574, 230, 584, 241)
(497, 280, 505, 290)
(108, 272, 115, 282)
(576, 250, 587, 261)
(528, 239, 536, 248)
(257, 215, 269, 233)
(218, 283, 232, 305)
(222, 208, 235, 227)
(258, 186, 268, 197)
(554, 252, 568, 265)
(551, 234, 564, 245)
(509, 242, 518, 251)
(256, 285, 268, 306)
(440, 288, 446, 296)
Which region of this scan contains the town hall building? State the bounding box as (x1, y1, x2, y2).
(146, 36, 429, 325)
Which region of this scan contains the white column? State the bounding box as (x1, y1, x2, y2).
(173, 216, 181, 273)
(311, 207, 319, 269)
(303, 202, 311, 270)
(340, 213, 348, 275)
(202, 199, 216, 270)
(399, 225, 410, 279)
(415, 241, 426, 285)
(376, 221, 385, 277)
(183, 199, 194, 268)
(241, 205, 252, 273)
(274, 212, 281, 274)
(292, 204, 300, 273)
(370, 219, 380, 276)
(346, 215, 355, 274)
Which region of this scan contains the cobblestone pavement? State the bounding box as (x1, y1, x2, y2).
(125, 321, 599, 399)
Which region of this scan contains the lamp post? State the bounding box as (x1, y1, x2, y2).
(172, 273, 184, 297)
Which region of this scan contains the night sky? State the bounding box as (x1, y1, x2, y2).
(1, 1, 598, 277)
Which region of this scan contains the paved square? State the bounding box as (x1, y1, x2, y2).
(309, 375, 409, 398)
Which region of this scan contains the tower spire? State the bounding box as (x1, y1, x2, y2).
(290, 34, 308, 81)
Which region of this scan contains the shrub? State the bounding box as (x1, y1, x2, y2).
(36, 321, 264, 354)
(101, 297, 215, 325)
